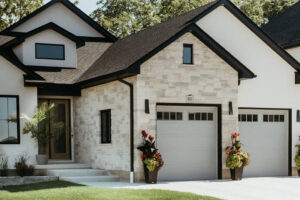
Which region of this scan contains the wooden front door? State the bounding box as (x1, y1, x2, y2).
(38, 99, 71, 160)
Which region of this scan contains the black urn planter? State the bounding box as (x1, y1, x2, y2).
(143, 164, 159, 184)
(230, 167, 244, 180)
(298, 170, 300, 177)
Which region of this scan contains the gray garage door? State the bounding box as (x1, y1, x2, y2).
(156, 106, 218, 181)
(238, 109, 289, 177)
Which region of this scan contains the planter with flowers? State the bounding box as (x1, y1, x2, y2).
(295, 135, 300, 176)
(137, 130, 164, 184)
(226, 132, 249, 180)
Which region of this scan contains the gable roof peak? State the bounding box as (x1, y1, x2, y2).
(0, 0, 117, 42)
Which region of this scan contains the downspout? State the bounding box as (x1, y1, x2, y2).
(118, 79, 134, 183)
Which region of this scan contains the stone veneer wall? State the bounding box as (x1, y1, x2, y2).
(135, 33, 239, 179)
(74, 32, 239, 181)
(74, 78, 136, 174)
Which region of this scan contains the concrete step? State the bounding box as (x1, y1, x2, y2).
(47, 169, 108, 177)
(60, 175, 120, 183)
(34, 163, 92, 170)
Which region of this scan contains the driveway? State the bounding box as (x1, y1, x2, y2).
(81, 177, 300, 200)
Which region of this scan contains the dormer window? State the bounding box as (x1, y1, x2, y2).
(35, 43, 65, 60)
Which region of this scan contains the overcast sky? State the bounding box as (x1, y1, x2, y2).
(44, 0, 99, 15)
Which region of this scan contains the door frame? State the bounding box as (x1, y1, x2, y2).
(239, 107, 292, 176)
(156, 103, 222, 179)
(38, 98, 72, 160)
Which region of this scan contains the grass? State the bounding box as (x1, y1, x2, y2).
(0, 181, 220, 200)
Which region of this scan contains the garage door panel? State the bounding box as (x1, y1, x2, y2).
(239, 109, 289, 177)
(157, 106, 218, 181)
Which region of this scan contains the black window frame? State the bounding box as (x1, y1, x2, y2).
(100, 109, 111, 144)
(183, 44, 193, 64)
(0, 95, 20, 144)
(35, 43, 65, 60)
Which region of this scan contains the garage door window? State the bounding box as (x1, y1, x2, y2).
(263, 115, 284, 122)
(189, 113, 213, 121)
(238, 114, 258, 122)
(157, 112, 182, 120)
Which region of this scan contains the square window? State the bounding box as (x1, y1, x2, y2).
(195, 113, 201, 120)
(177, 112, 183, 120)
(274, 115, 279, 122)
(241, 114, 247, 122)
(253, 115, 258, 122)
(163, 112, 170, 120)
(201, 113, 207, 121)
(157, 112, 162, 120)
(247, 115, 252, 122)
(263, 115, 268, 122)
(183, 44, 193, 64)
(280, 115, 284, 122)
(208, 113, 213, 121)
(189, 113, 195, 120)
(170, 112, 176, 120)
(269, 115, 274, 122)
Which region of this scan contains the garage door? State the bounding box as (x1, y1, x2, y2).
(238, 109, 289, 177)
(157, 106, 218, 181)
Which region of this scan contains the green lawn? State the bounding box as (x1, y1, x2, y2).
(0, 181, 220, 200)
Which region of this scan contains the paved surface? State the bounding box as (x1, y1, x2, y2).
(81, 177, 300, 200)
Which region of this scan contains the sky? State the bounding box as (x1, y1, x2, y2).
(44, 0, 99, 15)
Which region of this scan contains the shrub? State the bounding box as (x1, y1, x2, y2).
(14, 155, 34, 177)
(225, 133, 250, 170)
(0, 153, 8, 176)
(137, 130, 164, 172)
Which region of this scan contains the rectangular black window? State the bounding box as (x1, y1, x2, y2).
(183, 44, 193, 64)
(35, 43, 65, 60)
(0, 96, 19, 144)
(100, 110, 111, 144)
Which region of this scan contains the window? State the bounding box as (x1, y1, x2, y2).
(238, 114, 258, 122)
(157, 112, 183, 120)
(35, 43, 65, 60)
(263, 114, 284, 122)
(100, 110, 111, 144)
(0, 96, 19, 144)
(189, 112, 214, 121)
(183, 44, 193, 64)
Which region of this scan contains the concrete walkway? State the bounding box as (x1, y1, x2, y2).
(81, 177, 300, 200)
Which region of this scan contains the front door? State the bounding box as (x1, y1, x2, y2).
(38, 99, 71, 160)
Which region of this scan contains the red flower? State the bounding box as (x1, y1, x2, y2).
(226, 151, 229, 155)
(140, 155, 144, 159)
(149, 134, 154, 141)
(231, 132, 240, 138)
(141, 130, 148, 137)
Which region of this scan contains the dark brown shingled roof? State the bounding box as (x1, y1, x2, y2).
(76, 1, 219, 83)
(262, 1, 300, 48)
(0, 35, 15, 46)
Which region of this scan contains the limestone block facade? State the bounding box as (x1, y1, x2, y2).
(74, 32, 239, 181)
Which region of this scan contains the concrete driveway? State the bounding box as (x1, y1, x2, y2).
(81, 177, 300, 200)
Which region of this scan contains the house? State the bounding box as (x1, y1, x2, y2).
(0, 0, 300, 183)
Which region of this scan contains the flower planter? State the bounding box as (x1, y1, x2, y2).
(143, 164, 159, 184)
(230, 167, 243, 180)
(36, 154, 48, 165)
(298, 170, 300, 177)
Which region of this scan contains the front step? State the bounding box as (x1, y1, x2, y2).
(34, 163, 92, 170)
(47, 169, 108, 177)
(60, 175, 120, 183)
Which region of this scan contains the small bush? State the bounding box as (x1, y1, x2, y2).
(0, 153, 8, 176)
(14, 155, 34, 177)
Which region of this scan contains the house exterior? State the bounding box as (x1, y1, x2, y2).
(1, 0, 300, 182)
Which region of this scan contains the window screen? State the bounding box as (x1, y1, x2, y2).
(36, 43, 65, 60)
(100, 110, 111, 144)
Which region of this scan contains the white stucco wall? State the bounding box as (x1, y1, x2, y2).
(13, 30, 77, 68)
(13, 2, 103, 38)
(197, 5, 300, 171)
(0, 56, 38, 169)
(287, 47, 300, 63)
